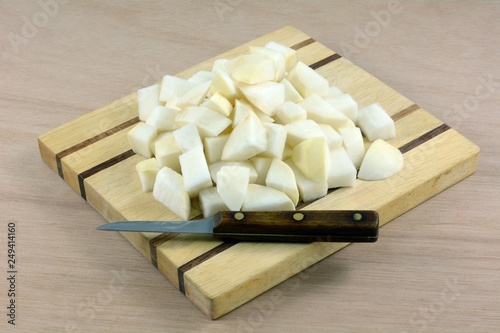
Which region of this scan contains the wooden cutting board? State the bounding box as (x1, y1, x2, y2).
(38, 26, 479, 319)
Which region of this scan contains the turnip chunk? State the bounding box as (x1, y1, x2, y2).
(261, 123, 287, 160)
(231, 58, 276, 84)
(176, 81, 211, 109)
(292, 137, 330, 183)
(153, 167, 191, 220)
(209, 72, 239, 103)
(299, 94, 352, 130)
(249, 46, 287, 81)
(201, 92, 233, 117)
(135, 158, 160, 192)
(281, 78, 303, 103)
(209, 161, 258, 184)
(176, 106, 231, 138)
(242, 184, 295, 211)
(199, 187, 229, 218)
(265, 158, 299, 205)
(154, 133, 181, 172)
(179, 146, 213, 198)
(284, 159, 328, 203)
(216, 166, 250, 211)
(276, 101, 307, 124)
(327, 148, 357, 188)
(318, 124, 343, 150)
(137, 84, 161, 120)
(173, 123, 202, 153)
(287, 61, 329, 98)
(357, 102, 396, 142)
(239, 81, 285, 117)
(340, 127, 365, 169)
(324, 93, 358, 123)
(204, 134, 230, 164)
(358, 139, 403, 180)
(250, 157, 273, 185)
(159, 75, 195, 103)
(284, 119, 325, 147)
(232, 99, 253, 128)
(264, 41, 298, 71)
(222, 112, 267, 161)
(188, 70, 216, 84)
(128, 122, 157, 158)
(145, 105, 180, 131)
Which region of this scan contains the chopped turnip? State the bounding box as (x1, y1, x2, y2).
(242, 184, 295, 211)
(145, 105, 180, 131)
(287, 61, 329, 98)
(318, 124, 343, 150)
(129, 40, 404, 216)
(209, 161, 258, 184)
(327, 148, 357, 188)
(216, 166, 250, 211)
(176, 80, 211, 109)
(239, 81, 285, 117)
(324, 93, 358, 123)
(159, 75, 195, 103)
(232, 58, 276, 84)
(265, 158, 299, 205)
(154, 133, 181, 172)
(199, 187, 229, 218)
(281, 78, 303, 103)
(358, 139, 403, 180)
(291, 137, 330, 183)
(172, 123, 202, 153)
(250, 157, 273, 186)
(261, 123, 287, 160)
(201, 92, 233, 117)
(357, 103, 395, 141)
(137, 84, 161, 121)
(284, 119, 324, 147)
(339, 127, 365, 168)
(264, 41, 298, 71)
(222, 112, 267, 161)
(176, 106, 231, 138)
(179, 146, 213, 198)
(128, 122, 157, 158)
(153, 167, 191, 220)
(204, 134, 230, 164)
(276, 101, 307, 124)
(135, 158, 160, 192)
(299, 94, 352, 130)
(284, 159, 328, 203)
(209, 72, 239, 103)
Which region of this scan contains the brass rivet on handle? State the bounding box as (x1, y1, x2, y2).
(293, 212, 304, 221)
(352, 212, 363, 221)
(234, 212, 245, 221)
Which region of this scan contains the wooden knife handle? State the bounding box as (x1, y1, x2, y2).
(212, 210, 379, 243)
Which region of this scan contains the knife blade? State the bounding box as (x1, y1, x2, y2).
(97, 210, 379, 243)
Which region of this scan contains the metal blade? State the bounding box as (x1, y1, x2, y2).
(96, 216, 215, 234)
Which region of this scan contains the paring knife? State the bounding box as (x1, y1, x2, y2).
(97, 210, 379, 243)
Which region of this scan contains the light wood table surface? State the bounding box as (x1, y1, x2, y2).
(1, 1, 499, 332)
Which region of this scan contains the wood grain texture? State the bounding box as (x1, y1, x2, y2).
(37, 26, 479, 319)
(1, 1, 499, 332)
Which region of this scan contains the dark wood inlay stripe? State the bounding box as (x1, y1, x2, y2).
(398, 123, 451, 154)
(78, 149, 135, 200)
(56, 116, 140, 178)
(310, 53, 342, 70)
(290, 37, 315, 50)
(392, 104, 420, 122)
(177, 242, 238, 294)
(149, 233, 179, 268)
